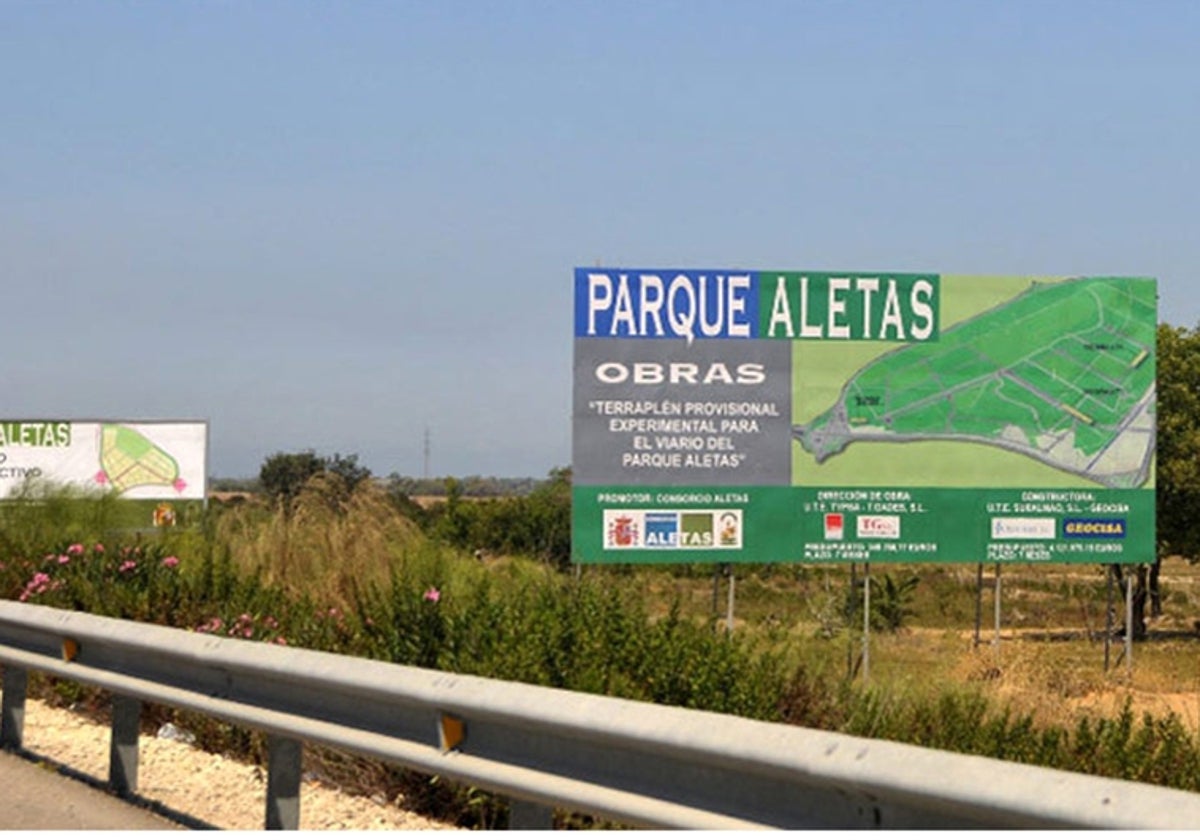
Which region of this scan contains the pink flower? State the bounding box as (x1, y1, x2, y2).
(423, 587, 441, 603)
(119, 560, 137, 573)
(57, 554, 71, 565)
(273, 637, 288, 646)
(161, 555, 180, 568)
(67, 543, 84, 556)
(19, 572, 54, 601)
(94, 543, 105, 554)
(198, 617, 223, 633)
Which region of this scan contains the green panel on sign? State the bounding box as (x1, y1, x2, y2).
(574, 486, 1153, 565)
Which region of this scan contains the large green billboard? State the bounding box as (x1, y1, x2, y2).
(572, 270, 1156, 565)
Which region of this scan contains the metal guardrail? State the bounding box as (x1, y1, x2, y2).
(2, 600, 1199, 830)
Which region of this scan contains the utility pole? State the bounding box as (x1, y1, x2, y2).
(423, 427, 431, 480)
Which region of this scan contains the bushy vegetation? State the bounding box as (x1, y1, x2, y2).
(422, 468, 572, 568)
(1, 479, 779, 714)
(2, 477, 1200, 826)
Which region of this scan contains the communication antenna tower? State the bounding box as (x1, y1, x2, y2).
(423, 427, 431, 479)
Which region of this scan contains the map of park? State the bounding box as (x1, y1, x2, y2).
(794, 277, 1156, 488)
(98, 424, 184, 494)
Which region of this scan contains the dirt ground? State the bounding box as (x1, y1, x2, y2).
(11, 697, 457, 831)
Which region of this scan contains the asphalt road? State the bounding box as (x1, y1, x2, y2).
(0, 750, 181, 830)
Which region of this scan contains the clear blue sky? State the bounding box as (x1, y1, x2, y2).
(5, 1, 1198, 479)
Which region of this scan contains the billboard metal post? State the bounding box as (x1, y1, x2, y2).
(974, 563, 984, 648)
(847, 563, 857, 678)
(862, 564, 871, 684)
(1125, 572, 1134, 678)
(1105, 565, 1114, 672)
(203, 419, 211, 513)
(712, 566, 721, 627)
(726, 564, 736, 636)
(994, 563, 1002, 652)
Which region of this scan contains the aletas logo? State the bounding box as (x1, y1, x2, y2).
(824, 513, 844, 540)
(644, 512, 679, 548)
(681, 512, 714, 547)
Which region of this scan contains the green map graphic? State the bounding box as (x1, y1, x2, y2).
(794, 277, 1156, 488)
(98, 424, 182, 493)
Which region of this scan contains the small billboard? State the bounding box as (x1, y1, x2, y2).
(0, 420, 208, 500)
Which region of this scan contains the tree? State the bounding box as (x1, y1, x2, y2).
(1154, 323, 1200, 560)
(1120, 324, 1200, 638)
(324, 453, 372, 495)
(259, 451, 325, 508)
(259, 451, 372, 512)
(527, 466, 572, 568)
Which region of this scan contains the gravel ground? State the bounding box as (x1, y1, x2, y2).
(16, 697, 458, 831)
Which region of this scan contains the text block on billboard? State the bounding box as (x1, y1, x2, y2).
(0, 421, 208, 500)
(572, 270, 1156, 565)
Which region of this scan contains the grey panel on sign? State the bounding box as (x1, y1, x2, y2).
(573, 338, 792, 486)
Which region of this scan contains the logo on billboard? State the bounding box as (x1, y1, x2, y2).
(681, 512, 714, 547)
(603, 509, 742, 551)
(824, 513, 845, 540)
(857, 515, 901, 539)
(644, 512, 679, 548)
(717, 510, 743, 548)
(604, 511, 641, 548)
(1063, 518, 1127, 539)
(991, 517, 1056, 540)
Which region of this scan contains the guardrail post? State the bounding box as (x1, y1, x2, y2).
(0, 666, 27, 750)
(509, 798, 554, 829)
(109, 695, 141, 795)
(265, 734, 302, 830)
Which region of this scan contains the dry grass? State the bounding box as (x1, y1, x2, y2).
(865, 592, 1200, 734)
(215, 477, 424, 607)
(624, 557, 1200, 734)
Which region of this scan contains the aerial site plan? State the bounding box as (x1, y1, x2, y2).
(794, 277, 1156, 489)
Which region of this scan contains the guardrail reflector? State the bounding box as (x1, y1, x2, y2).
(440, 714, 465, 752)
(62, 638, 79, 662)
